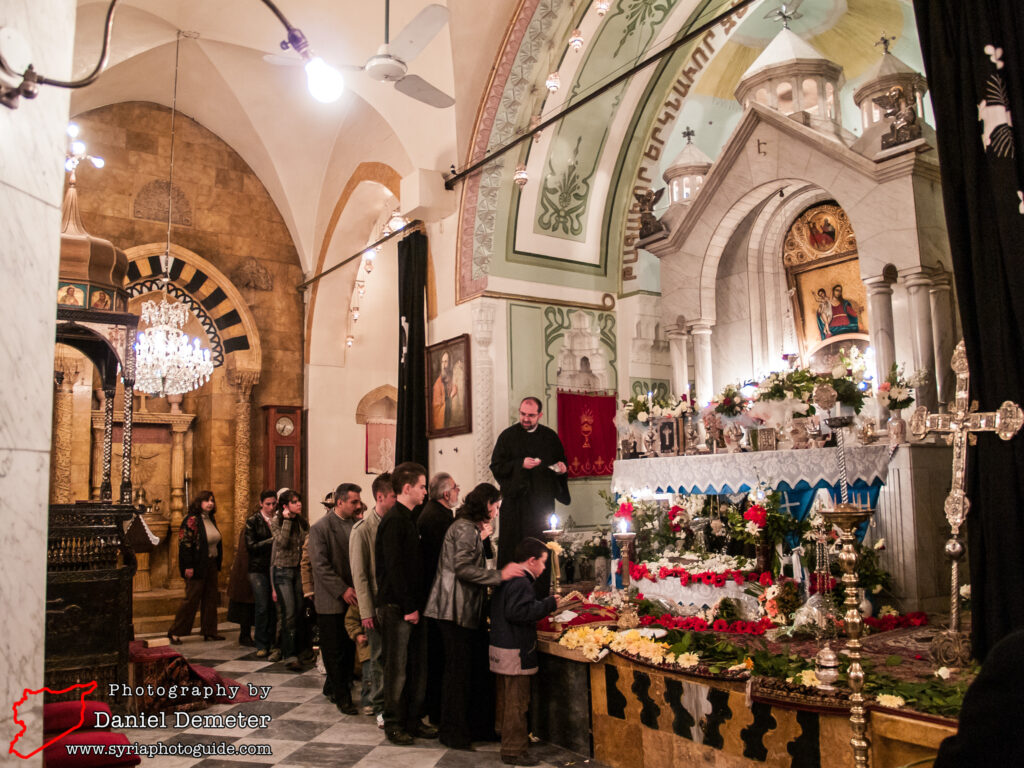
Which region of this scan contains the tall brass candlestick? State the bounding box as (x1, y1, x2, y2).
(820, 502, 874, 768)
(613, 530, 636, 589)
(543, 528, 565, 595)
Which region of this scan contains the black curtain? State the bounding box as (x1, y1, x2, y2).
(395, 230, 429, 470)
(914, 1, 1024, 659)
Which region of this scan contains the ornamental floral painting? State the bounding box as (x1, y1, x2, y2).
(784, 203, 870, 362)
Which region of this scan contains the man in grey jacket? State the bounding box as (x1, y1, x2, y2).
(308, 482, 361, 715)
(349, 473, 395, 722)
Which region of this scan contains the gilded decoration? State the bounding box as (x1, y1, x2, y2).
(783, 203, 857, 267)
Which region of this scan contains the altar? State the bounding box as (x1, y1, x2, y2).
(611, 443, 952, 612)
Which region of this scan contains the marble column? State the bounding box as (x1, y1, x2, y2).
(90, 420, 103, 501)
(51, 369, 76, 504)
(690, 322, 714, 406)
(904, 271, 939, 413)
(472, 299, 498, 485)
(929, 271, 957, 408)
(168, 425, 187, 590)
(864, 275, 896, 421)
(229, 369, 259, 541)
(666, 325, 691, 403)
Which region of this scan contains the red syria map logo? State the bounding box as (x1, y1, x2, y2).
(8, 680, 97, 759)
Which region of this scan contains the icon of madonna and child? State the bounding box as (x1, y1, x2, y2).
(812, 284, 862, 339)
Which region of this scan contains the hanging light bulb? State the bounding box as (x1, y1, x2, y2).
(513, 163, 529, 188)
(362, 251, 375, 274)
(351, 307, 360, 322)
(545, 71, 561, 93)
(569, 29, 585, 52)
(594, 0, 611, 16)
(356, 280, 365, 298)
(303, 55, 345, 103)
(64, 123, 104, 177)
(346, 335, 354, 348)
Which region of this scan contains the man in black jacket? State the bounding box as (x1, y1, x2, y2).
(375, 461, 438, 745)
(416, 472, 460, 725)
(244, 490, 277, 657)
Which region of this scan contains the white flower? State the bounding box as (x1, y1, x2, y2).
(960, 584, 971, 599)
(637, 411, 649, 423)
(879, 605, 898, 617)
(935, 666, 951, 680)
(873, 538, 885, 550)
(787, 670, 820, 687)
(710, 519, 726, 536)
(745, 520, 761, 536)
(832, 363, 847, 379)
(876, 694, 905, 709)
(676, 652, 700, 668)
(652, 405, 663, 416)
(891, 386, 911, 402)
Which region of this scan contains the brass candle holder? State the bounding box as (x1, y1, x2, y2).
(613, 529, 636, 590)
(543, 527, 565, 595)
(820, 501, 874, 768)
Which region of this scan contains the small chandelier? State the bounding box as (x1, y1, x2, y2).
(362, 251, 375, 273)
(545, 71, 560, 93)
(386, 209, 408, 233)
(569, 29, 584, 52)
(351, 307, 360, 322)
(133, 31, 213, 398)
(346, 335, 354, 348)
(135, 298, 213, 397)
(513, 163, 529, 188)
(594, 0, 611, 16)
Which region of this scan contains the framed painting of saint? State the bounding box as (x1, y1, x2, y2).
(425, 334, 472, 438)
(784, 203, 870, 363)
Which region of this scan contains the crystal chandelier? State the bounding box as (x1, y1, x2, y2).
(133, 31, 214, 398)
(135, 298, 213, 396)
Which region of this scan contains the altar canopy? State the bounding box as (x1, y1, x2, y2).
(611, 445, 894, 522)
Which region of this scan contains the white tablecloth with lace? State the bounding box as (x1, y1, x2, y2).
(611, 444, 893, 496)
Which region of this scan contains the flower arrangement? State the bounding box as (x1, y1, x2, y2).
(629, 563, 773, 588)
(713, 384, 748, 418)
(620, 392, 688, 424)
(754, 368, 818, 416)
(726, 485, 804, 549)
(824, 346, 871, 414)
(876, 362, 928, 411)
(573, 528, 611, 560)
(600, 491, 688, 563)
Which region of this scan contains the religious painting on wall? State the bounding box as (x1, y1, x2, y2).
(89, 287, 113, 310)
(57, 282, 88, 306)
(365, 420, 396, 474)
(784, 202, 870, 368)
(425, 334, 471, 438)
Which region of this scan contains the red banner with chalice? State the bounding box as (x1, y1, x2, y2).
(556, 390, 617, 478)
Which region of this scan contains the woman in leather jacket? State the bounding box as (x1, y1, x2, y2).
(424, 483, 523, 749)
(168, 491, 223, 643)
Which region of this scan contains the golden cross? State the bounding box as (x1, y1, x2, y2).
(909, 339, 1023, 666)
(910, 340, 1023, 537)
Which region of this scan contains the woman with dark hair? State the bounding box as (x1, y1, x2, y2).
(424, 483, 524, 749)
(271, 489, 310, 671)
(168, 491, 224, 644)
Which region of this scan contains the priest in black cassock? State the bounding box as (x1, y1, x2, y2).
(491, 396, 570, 596)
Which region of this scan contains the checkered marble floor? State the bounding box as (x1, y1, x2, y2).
(128, 627, 604, 768)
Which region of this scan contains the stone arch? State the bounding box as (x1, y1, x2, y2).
(124, 242, 262, 379)
(355, 384, 398, 425)
(304, 161, 438, 364)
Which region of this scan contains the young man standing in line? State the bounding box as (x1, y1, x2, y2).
(375, 462, 438, 745)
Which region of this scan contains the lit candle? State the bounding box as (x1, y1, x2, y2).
(647, 390, 653, 407)
(549, 514, 559, 531)
(618, 518, 627, 534)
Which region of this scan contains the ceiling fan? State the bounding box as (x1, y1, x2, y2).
(266, 1, 454, 108)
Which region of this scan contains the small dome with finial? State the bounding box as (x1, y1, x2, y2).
(58, 178, 129, 311)
(663, 127, 713, 204)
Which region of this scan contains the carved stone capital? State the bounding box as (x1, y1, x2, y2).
(228, 367, 260, 399)
(472, 299, 498, 348)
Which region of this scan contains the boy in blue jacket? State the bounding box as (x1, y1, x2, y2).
(488, 537, 560, 767)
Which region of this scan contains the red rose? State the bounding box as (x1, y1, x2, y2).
(616, 501, 634, 519)
(679, 572, 690, 586)
(759, 572, 773, 587)
(723, 397, 733, 406)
